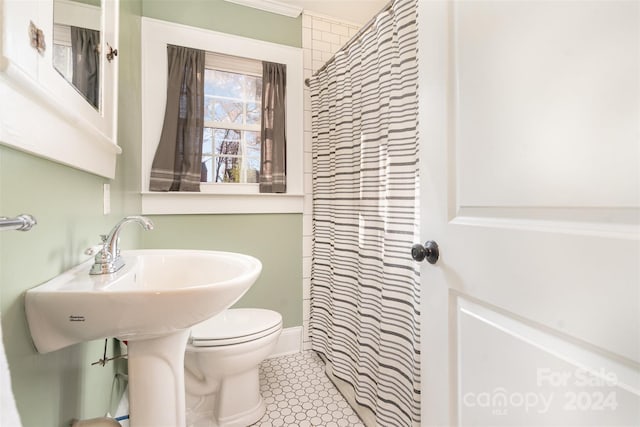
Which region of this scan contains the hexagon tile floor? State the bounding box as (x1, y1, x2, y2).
(250, 351, 365, 427)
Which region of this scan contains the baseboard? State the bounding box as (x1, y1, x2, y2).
(269, 326, 302, 358)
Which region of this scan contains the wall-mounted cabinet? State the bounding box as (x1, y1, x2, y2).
(0, 0, 120, 179)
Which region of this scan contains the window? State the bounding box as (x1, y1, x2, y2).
(141, 17, 304, 214)
(202, 53, 263, 185)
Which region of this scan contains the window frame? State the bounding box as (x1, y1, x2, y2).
(141, 17, 304, 214)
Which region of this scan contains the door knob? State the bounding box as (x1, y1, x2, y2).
(411, 240, 439, 264)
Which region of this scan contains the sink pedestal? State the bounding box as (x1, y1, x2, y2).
(127, 330, 190, 427)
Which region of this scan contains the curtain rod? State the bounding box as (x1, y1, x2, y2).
(304, 0, 394, 87)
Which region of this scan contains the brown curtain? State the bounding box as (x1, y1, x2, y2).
(150, 45, 204, 191)
(260, 62, 287, 193)
(71, 26, 100, 109)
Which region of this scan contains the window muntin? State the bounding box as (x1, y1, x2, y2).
(201, 55, 262, 185)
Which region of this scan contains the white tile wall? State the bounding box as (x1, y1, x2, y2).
(301, 12, 361, 351)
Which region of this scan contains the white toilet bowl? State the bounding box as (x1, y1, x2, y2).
(184, 308, 283, 427)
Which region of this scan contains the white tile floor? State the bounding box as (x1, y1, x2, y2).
(251, 351, 365, 427)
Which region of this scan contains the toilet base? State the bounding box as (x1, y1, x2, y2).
(217, 397, 265, 427)
(186, 367, 266, 427)
(186, 398, 265, 427)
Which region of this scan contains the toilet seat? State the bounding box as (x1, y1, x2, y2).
(189, 308, 282, 348)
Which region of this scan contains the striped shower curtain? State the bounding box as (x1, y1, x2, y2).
(309, 0, 420, 425)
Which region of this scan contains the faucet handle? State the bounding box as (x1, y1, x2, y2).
(84, 245, 103, 256)
(86, 236, 108, 256)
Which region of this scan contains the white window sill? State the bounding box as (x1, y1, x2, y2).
(141, 191, 304, 215)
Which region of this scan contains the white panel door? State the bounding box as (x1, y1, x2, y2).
(418, 1, 639, 426)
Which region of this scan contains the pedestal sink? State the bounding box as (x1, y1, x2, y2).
(25, 250, 262, 427)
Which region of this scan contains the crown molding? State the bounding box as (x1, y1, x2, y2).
(224, 0, 303, 18)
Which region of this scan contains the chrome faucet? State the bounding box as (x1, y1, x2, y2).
(89, 216, 154, 275)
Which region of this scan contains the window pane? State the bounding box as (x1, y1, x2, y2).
(246, 102, 261, 125)
(202, 128, 215, 183)
(245, 131, 261, 157)
(203, 128, 213, 154)
(214, 129, 240, 156)
(244, 76, 262, 102)
(246, 156, 260, 183)
(205, 69, 244, 99)
(213, 157, 240, 183)
(202, 156, 213, 182)
(205, 98, 243, 124)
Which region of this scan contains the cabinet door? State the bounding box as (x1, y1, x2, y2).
(38, 0, 119, 142)
(0, 0, 40, 80)
(0, 0, 121, 179)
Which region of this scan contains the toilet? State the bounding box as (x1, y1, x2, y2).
(184, 308, 283, 427)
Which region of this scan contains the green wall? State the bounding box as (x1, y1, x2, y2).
(141, 215, 302, 328)
(0, 1, 142, 426)
(142, 0, 302, 48)
(0, 148, 125, 427)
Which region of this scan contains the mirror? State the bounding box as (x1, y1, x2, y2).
(52, 0, 102, 110)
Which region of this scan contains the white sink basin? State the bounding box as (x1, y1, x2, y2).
(25, 249, 262, 427)
(26, 249, 262, 353)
